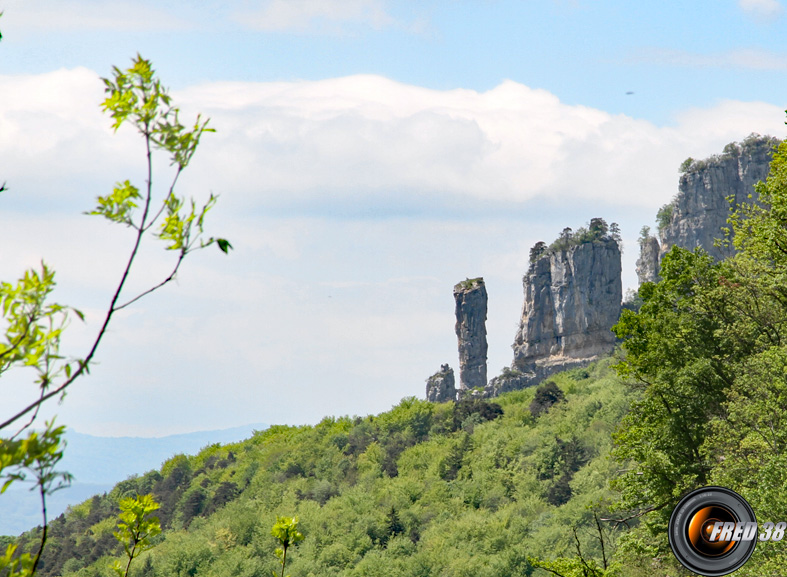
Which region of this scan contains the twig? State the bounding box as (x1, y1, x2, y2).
(594, 512, 608, 570)
(30, 482, 48, 575)
(114, 251, 185, 311)
(601, 502, 668, 528)
(0, 121, 157, 432)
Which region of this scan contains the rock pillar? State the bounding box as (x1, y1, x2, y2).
(636, 235, 661, 285)
(453, 278, 488, 393)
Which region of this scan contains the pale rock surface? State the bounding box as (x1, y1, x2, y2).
(636, 235, 661, 285)
(487, 235, 621, 397)
(661, 135, 778, 262)
(425, 364, 456, 403)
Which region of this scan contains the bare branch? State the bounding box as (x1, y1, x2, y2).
(142, 166, 183, 234)
(30, 480, 49, 575)
(114, 250, 185, 312)
(601, 501, 668, 529)
(594, 512, 608, 570)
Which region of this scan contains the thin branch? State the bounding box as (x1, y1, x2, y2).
(535, 566, 570, 577)
(594, 512, 608, 570)
(0, 325, 31, 362)
(0, 124, 157, 433)
(114, 250, 185, 312)
(124, 538, 137, 577)
(142, 166, 183, 233)
(30, 481, 48, 575)
(10, 384, 47, 441)
(572, 527, 596, 577)
(0, 304, 45, 364)
(601, 501, 668, 528)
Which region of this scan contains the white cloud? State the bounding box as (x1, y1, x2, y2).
(232, 0, 394, 33)
(3, 68, 785, 219)
(171, 74, 786, 214)
(739, 0, 784, 19)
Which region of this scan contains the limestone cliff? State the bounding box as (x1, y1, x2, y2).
(454, 278, 488, 393)
(513, 237, 621, 366)
(487, 221, 622, 396)
(425, 364, 456, 403)
(636, 135, 779, 284)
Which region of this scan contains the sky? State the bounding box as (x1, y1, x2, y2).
(1, 0, 786, 437)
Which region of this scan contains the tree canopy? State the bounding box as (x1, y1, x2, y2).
(611, 136, 787, 575)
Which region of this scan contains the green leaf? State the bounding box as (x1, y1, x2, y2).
(217, 238, 233, 254)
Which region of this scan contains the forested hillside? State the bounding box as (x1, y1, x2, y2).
(7, 360, 631, 577)
(609, 137, 787, 576)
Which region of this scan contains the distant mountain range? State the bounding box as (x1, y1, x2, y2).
(1, 423, 266, 536)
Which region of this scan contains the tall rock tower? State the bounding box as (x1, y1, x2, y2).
(453, 278, 488, 394)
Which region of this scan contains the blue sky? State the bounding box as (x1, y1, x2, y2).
(1, 0, 786, 437)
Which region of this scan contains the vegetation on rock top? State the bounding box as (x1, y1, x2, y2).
(529, 218, 621, 265)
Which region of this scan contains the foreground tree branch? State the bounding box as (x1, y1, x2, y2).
(0, 54, 232, 577)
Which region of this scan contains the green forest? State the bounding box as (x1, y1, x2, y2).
(4, 361, 630, 577)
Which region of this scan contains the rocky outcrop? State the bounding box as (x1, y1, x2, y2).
(513, 236, 621, 367)
(636, 233, 660, 284)
(656, 135, 779, 265)
(454, 278, 488, 393)
(425, 364, 456, 403)
(486, 223, 622, 397)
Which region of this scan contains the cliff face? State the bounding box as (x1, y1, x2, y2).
(486, 229, 621, 397)
(453, 278, 488, 393)
(425, 364, 456, 403)
(512, 237, 622, 368)
(650, 135, 778, 270)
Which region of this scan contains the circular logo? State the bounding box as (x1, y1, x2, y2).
(668, 486, 757, 576)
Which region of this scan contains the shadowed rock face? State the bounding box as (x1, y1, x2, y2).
(513, 237, 622, 369)
(453, 278, 488, 393)
(425, 364, 456, 403)
(662, 136, 778, 261)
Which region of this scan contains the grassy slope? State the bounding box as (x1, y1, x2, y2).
(11, 358, 632, 577)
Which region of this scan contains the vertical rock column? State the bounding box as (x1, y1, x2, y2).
(453, 278, 488, 393)
(636, 234, 661, 285)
